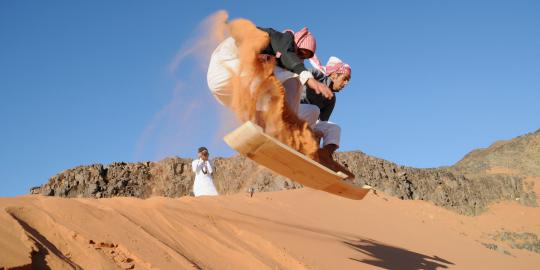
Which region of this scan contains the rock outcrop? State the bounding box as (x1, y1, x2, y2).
(31, 156, 535, 216)
(30, 128, 539, 216)
(335, 152, 536, 215)
(452, 129, 540, 177)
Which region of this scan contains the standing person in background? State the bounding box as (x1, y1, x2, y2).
(192, 147, 219, 197)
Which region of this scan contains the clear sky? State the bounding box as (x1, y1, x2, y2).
(1, 1, 539, 197)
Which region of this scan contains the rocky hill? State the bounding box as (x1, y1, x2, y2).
(30, 129, 539, 215)
(452, 129, 540, 177)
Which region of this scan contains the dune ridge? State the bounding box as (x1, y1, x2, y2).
(2, 188, 539, 269)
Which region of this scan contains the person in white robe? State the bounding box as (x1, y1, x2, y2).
(192, 147, 218, 196)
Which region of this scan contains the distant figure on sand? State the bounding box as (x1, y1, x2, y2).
(192, 147, 218, 197)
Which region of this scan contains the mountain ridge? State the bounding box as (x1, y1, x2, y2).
(30, 128, 539, 215)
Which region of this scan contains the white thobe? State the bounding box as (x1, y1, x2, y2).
(192, 159, 218, 197)
(298, 104, 341, 147)
(207, 37, 307, 114)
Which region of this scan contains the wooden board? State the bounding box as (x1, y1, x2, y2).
(224, 121, 371, 200)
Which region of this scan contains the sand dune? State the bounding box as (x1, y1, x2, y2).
(1, 189, 538, 269)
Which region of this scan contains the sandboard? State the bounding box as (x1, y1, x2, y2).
(224, 121, 371, 200)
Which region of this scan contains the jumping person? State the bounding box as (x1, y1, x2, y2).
(299, 56, 354, 179)
(207, 25, 333, 116)
(192, 147, 219, 196)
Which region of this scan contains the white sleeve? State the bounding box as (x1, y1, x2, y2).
(299, 70, 314, 85)
(207, 161, 213, 174)
(192, 159, 200, 173)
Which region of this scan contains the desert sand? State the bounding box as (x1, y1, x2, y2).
(1, 188, 539, 269)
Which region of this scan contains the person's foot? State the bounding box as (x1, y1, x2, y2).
(316, 148, 356, 180)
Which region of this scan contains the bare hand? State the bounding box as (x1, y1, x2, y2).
(199, 152, 209, 161)
(307, 79, 333, 99)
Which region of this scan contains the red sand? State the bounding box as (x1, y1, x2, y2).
(1, 189, 538, 269)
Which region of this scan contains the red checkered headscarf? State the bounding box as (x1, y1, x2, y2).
(309, 55, 351, 77)
(283, 27, 317, 55)
(293, 27, 316, 54)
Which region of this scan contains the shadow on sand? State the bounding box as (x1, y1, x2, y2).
(345, 239, 454, 270)
(7, 209, 83, 270)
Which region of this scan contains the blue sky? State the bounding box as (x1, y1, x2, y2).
(1, 1, 539, 196)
